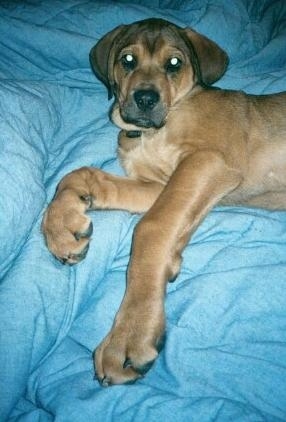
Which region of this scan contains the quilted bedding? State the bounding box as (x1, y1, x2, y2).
(1, 0, 286, 420)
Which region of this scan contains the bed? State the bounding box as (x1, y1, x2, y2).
(1, 0, 286, 420)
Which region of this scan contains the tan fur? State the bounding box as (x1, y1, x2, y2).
(42, 18, 286, 386)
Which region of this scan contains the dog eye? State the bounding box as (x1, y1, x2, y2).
(121, 54, 137, 71)
(165, 57, 182, 73)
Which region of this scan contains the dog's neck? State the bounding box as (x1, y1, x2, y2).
(126, 130, 142, 138)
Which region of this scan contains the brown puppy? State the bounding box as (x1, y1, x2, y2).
(42, 18, 286, 386)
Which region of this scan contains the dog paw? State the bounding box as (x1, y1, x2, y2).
(94, 305, 165, 386)
(42, 190, 94, 265)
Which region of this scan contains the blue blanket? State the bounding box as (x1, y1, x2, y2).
(1, 1, 286, 420)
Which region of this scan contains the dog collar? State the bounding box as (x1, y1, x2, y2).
(126, 130, 142, 138)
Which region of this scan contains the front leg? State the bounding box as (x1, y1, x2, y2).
(94, 151, 242, 385)
(42, 167, 163, 264)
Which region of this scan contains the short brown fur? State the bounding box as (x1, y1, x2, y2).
(42, 18, 286, 386)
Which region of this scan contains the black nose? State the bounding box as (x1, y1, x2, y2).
(134, 89, 160, 111)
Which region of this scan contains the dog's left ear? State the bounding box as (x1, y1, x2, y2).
(182, 28, 229, 85)
(90, 25, 125, 99)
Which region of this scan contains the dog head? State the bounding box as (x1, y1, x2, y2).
(90, 18, 228, 130)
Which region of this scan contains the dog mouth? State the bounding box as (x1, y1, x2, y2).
(120, 111, 166, 129)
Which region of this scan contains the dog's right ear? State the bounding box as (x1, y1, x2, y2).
(90, 25, 125, 100)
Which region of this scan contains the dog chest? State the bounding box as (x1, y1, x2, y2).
(118, 130, 183, 183)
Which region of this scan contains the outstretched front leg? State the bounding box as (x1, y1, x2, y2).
(42, 167, 164, 264)
(94, 151, 242, 386)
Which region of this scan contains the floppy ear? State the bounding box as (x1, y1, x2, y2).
(182, 28, 229, 85)
(90, 25, 125, 99)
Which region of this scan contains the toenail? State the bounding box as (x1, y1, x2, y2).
(100, 376, 111, 387)
(79, 194, 94, 209)
(123, 358, 133, 369)
(156, 333, 166, 353)
(58, 256, 68, 264)
(74, 222, 93, 240)
(134, 359, 155, 375)
(67, 243, 89, 263)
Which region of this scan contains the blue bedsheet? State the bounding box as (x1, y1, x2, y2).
(0, 1, 286, 420)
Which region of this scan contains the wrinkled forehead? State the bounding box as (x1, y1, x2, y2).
(114, 23, 189, 60)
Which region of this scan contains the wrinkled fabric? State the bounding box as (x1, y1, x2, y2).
(0, 1, 286, 420)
